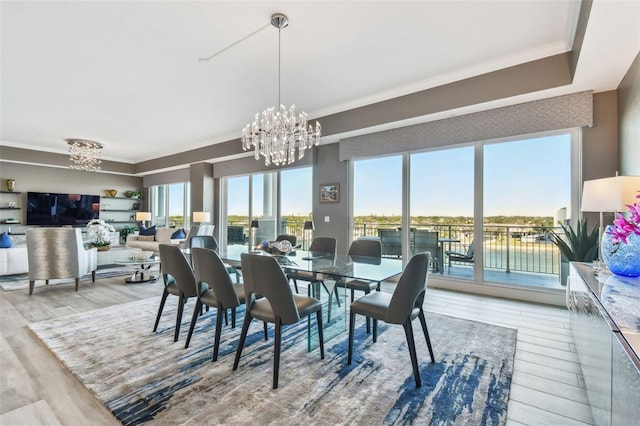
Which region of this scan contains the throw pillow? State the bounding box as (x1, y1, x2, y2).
(139, 225, 157, 236)
(136, 235, 155, 242)
(0, 232, 12, 248)
(171, 228, 186, 239)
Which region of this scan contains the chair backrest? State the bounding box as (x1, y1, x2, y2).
(190, 235, 218, 250)
(26, 227, 87, 279)
(192, 247, 239, 308)
(309, 237, 337, 257)
(276, 234, 297, 246)
(241, 253, 300, 325)
(466, 241, 475, 258)
(413, 230, 438, 258)
(159, 244, 198, 297)
(385, 252, 430, 324)
(349, 239, 382, 258)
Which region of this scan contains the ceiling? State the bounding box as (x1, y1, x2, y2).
(1, 1, 639, 166)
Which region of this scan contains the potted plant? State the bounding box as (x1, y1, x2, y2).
(86, 219, 116, 251)
(125, 190, 142, 199)
(548, 219, 599, 285)
(120, 225, 137, 244)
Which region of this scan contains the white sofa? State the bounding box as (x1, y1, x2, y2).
(126, 227, 183, 254)
(0, 246, 29, 275)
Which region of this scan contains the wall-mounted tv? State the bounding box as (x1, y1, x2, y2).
(26, 192, 100, 226)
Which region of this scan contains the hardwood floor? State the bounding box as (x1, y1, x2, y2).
(0, 274, 593, 425)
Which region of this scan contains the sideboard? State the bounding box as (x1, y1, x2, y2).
(567, 262, 640, 426)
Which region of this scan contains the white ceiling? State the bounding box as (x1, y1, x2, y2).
(1, 0, 638, 165)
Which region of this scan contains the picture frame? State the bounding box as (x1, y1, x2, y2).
(319, 183, 340, 203)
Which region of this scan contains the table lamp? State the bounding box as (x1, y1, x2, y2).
(192, 211, 210, 224)
(135, 211, 151, 228)
(581, 175, 640, 259)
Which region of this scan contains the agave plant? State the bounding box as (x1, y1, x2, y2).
(548, 220, 599, 261)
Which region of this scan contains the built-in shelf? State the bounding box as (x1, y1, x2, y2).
(0, 207, 21, 210)
(0, 191, 22, 194)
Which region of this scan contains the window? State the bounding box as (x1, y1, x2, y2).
(149, 182, 190, 229)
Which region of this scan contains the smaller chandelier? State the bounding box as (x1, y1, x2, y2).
(66, 139, 103, 171)
(241, 13, 321, 166)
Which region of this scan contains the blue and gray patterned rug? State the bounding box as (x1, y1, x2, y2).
(29, 296, 516, 425)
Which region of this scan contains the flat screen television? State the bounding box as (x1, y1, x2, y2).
(26, 192, 100, 226)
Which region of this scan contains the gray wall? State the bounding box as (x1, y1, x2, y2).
(0, 162, 142, 234)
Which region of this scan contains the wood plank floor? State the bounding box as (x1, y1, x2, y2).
(0, 274, 594, 425)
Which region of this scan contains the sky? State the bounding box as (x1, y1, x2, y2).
(215, 133, 572, 219)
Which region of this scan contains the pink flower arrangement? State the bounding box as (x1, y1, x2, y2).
(607, 192, 640, 245)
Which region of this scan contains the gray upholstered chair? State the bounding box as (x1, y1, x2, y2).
(179, 224, 215, 249)
(275, 234, 298, 247)
(348, 252, 434, 387)
(339, 239, 382, 302)
(189, 235, 241, 283)
(187, 247, 247, 358)
(154, 244, 199, 342)
(287, 236, 336, 294)
(233, 253, 325, 389)
(26, 227, 98, 295)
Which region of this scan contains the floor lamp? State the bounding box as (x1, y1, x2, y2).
(581, 175, 640, 261)
(303, 220, 315, 250)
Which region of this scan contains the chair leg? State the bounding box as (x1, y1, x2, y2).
(185, 299, 202, 349)
(92, 270, 96, 282)
(290, 277, 299, 294)
(263, 321, 268, 340)
(46, 279, 49, 285)
(174, 295, 185, 342)
(29, 280, 35, 296)
(403, 319, 421, 387)
(233, 311, 252, 371)
(273, 319, 282, 389)
(231, 307, 237, 329)
(153, 289, 169, 332)
(334, 285, 341, 307)
(224, 309, 229, 326)
(75, 277, 80, 291)
(373, 318, 378, 342)
(213, 304, 224, 362)
(365, 290, 371, 334)
(418, 309, 435, 362)
(316, 309, 325, 359)
(347, 310, 356, 365)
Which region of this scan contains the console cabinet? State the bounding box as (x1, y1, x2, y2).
(567, 263, 640, 426)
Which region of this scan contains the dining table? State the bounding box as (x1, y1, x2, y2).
(220, 244, 404, 350)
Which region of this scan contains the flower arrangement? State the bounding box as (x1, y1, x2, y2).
(86, 219, 116, 248)
(607, 192, 640, 247)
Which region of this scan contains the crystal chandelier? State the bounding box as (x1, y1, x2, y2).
(66, 139, 103, 171)
(241, 14, 321, 166)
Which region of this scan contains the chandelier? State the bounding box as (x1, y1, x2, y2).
(241, 13, 321, 166)
(66, 139, 103, 171)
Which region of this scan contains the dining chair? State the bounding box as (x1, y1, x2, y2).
(233, 253, 324, 389)
(187, 247, 248, 359)
(275, 234, 298, 247)
(348, 252, 434, 387)
(339, 239, 382, 302)
(190, 235, 241, 283)
(445, 241, 475, 264)
(413, 230, 440, 272)
(154, 244, 199, 342)
(287, 236, 336, 295)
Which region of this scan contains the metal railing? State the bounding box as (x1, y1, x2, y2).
(226, 220, 561, 276)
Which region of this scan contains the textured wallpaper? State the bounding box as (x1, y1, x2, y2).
(339, 91, 593, 160)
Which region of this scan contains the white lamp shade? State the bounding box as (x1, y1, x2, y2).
(192, 211, 210, 223)
(581, 176, 640, 212)
(135, 212, 152, 221)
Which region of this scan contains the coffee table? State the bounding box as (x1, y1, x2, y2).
(114, 257, 161, 283)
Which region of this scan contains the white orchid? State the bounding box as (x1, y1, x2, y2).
(86, 219, 116, 247)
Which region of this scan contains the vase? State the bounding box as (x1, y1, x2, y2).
(601, 227, 640, 277)
(6, 179, 15, 192)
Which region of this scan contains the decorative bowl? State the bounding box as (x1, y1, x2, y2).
(105, 189, 118, 197)
(132, 251, 153, 261)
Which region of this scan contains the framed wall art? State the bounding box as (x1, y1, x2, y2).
(319, 183, 340, 203)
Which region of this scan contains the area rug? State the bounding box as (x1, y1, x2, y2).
(29, 297, 516, 425)
(0, 266, 140, 291)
